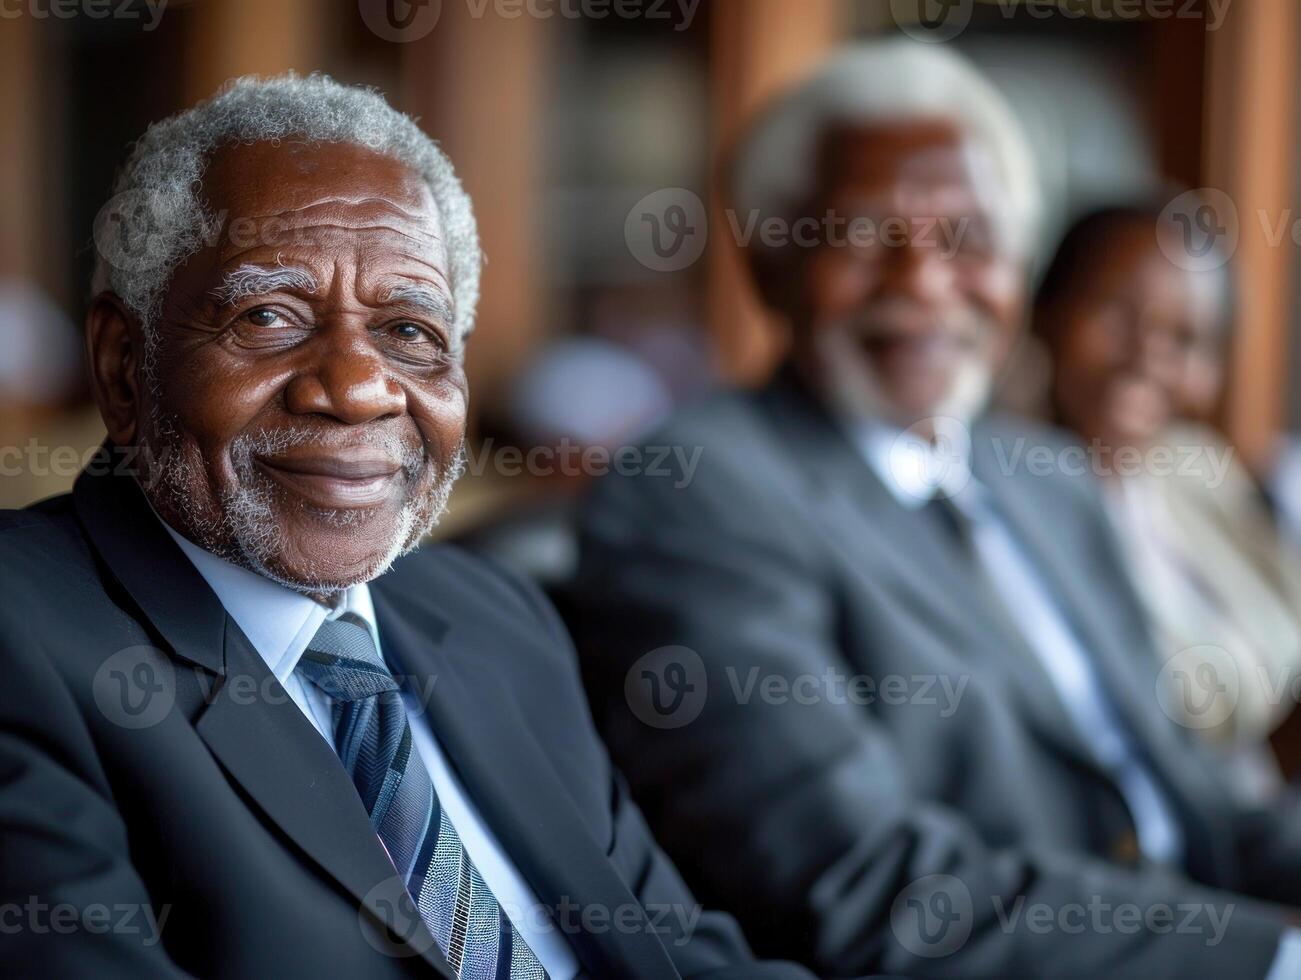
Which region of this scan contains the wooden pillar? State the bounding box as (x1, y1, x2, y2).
(0, 16, 39, 280)
(1203, 0, 1298, 470)
(707, 0, 844, 384)
(401, 4, 548, 418)
(185, 0, 327, 104)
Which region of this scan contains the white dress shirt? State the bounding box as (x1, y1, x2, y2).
(855, 423, 1184, 864)
(161, 522, 580, 979)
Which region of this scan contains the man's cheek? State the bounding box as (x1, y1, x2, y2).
(412, 391, 467, 449)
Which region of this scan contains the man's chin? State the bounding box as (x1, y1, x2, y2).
(238, 498, 426, 594)
(244, 530, 417, 597)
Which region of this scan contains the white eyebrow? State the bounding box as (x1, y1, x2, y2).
(211, 263, 319, 305)
(379, 283, 456, 327)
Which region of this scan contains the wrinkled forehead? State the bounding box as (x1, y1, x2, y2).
(199, 139, 445, 260)
(1072, 218, 1227, 317)
(814, 118, 1003, 214)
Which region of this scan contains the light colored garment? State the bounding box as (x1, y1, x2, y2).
(162, 521, 580, 980)
(1104, 423, 1301, 760)
(856, 421, 1301, 979)
(856, 424, 1183, 864)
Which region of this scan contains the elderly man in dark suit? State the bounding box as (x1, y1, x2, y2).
(573, 40, 1301, 979)
(0, 75, 819, 980)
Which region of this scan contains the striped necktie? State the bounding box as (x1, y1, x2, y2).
(297, 613, 549, 979)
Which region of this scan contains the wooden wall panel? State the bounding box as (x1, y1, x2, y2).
(1204, 0, 1298, 470)
(707, 0, 844, 384)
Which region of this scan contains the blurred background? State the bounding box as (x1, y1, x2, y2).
(0, 0, 1296, 546)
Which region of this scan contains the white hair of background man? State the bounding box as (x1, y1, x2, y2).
(90, 73, 481, 353)
(729, 38, 1041, 259)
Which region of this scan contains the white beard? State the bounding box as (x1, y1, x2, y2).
(813, 323, 994, 432)
(141, 414, 465, 597)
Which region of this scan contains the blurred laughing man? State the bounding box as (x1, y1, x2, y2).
(573, 39, 1301, 979)
(0, 74, 820, 980)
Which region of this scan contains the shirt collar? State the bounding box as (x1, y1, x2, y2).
(852, 419, 976, 510)
(157, 516, 381, 686)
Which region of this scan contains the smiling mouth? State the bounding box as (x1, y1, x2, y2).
(857, 329, 971, 366)
(253, 452, 405, 510)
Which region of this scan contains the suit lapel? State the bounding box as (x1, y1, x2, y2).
(976, 457, 1182, 753)
(755, 379, 1104, 769)
(73, 457, 226, 677)
(195, 621, 453, 975)
(978, 456, 1240, 875)
(74, 462, 453, 976)
(371, 581, 681, 980)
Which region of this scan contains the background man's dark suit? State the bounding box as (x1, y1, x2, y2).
(572, 370, 1301, 978)
(0, 464, 811, 980)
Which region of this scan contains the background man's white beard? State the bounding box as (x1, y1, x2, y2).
(814, 327, 993, 430)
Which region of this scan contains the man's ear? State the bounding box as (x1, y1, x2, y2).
(85, 293, 146, 446)
(745, 244, 801, 316)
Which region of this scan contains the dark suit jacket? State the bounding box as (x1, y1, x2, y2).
(0, 462, 814, 980)
(572, 370, 1301, 979)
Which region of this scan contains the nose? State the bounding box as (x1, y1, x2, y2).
(1131, 316, 1181, 383)
(284, 327, 407, 424)
(878, 238, 956, 306)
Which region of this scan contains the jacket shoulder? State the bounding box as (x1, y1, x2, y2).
(0, 494, 96, 584)
(586, 386, 792, 518)
(976, 411, 1081, 454)
(381, 540, 568, 647)
(974, 412, 1108, 506)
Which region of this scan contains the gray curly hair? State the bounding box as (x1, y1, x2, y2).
(90, 73, 481, 351)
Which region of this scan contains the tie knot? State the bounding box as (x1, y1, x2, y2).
(296, 614, 398, 702)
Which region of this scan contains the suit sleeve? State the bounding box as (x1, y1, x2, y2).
(496, 552, 820, 979)
(0, 617, 194, 979)
(571, 451, 1291, 980)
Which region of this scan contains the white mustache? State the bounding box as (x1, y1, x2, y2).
(837, 303, 992, 344)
